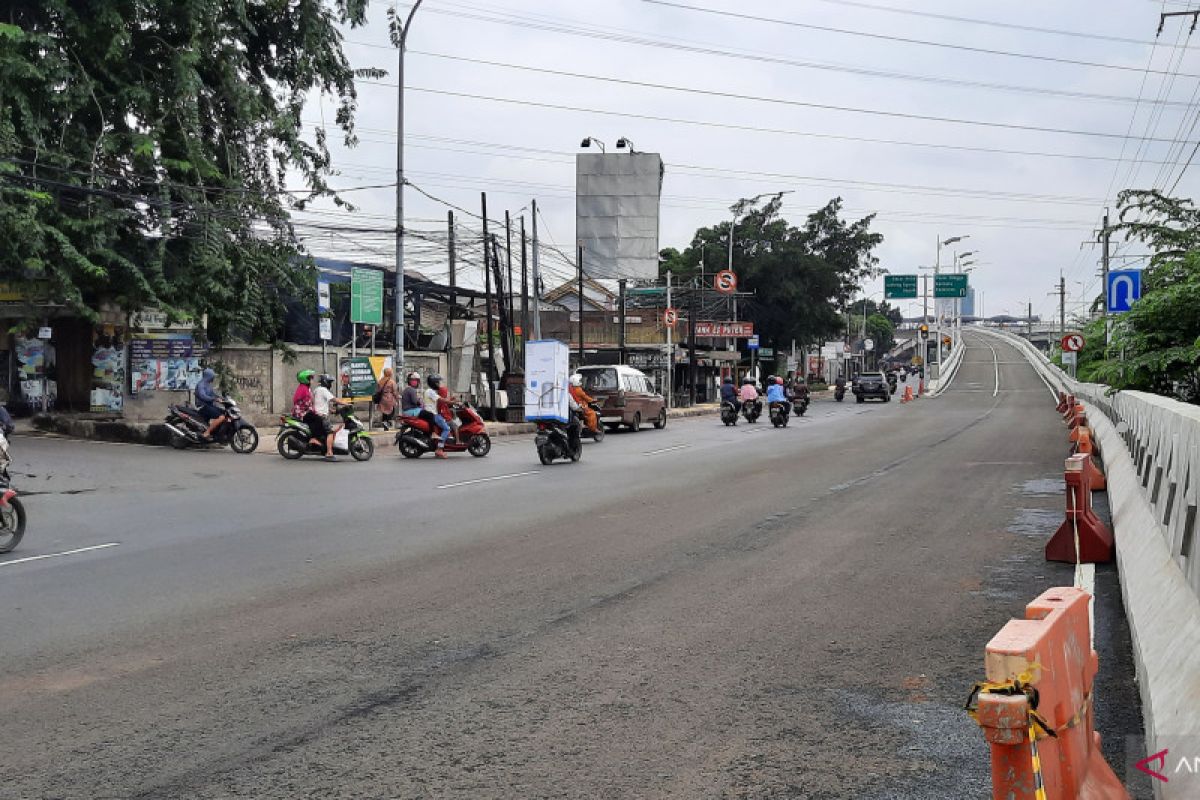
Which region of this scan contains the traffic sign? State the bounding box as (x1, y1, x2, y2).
(884, 275, 918, 299)
(759, 347, 774, 357)
(747, 335, 760, 350)
(37, 326, 52, 340)
(1106, 270, 1141, 313)
(317, 280, 331, 314)
(934, 274, 969, 298)
(714, 270, 737, 294)
(1061, 333, 1085, 353)
(863, 338, 875, 352)
(663, 307, 678, 326)
(1062, 351, 1078, 366)
(350, 267, 384, 325)
(319, 317, 332, 341)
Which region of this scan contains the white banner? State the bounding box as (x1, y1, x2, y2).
(524, 340, 571, 423)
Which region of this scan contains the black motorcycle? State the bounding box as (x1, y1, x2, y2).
(720, 400, 739, 426)
(886, 373, 898, 395)
(741, 398, 763, 423)
(0, 431, 25, 554)
(834, 385, 846, 402)
(164, 396, 259, 454)
(536, 415, 582, 465)
(793, 396, 810, 417)
(769, 401, 790, 428)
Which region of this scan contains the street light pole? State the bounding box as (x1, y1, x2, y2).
(394, 0, 424, 372)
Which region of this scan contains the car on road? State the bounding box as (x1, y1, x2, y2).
(853, 371, 891, 403)
(577, 365, 667, 432)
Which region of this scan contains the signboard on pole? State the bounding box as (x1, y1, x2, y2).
(714, 270, 737, 295)
(934, 274, 969, 298)
(319, 317, 332, 342)
(884, 275, 918, 299)
(1106, 270, 1141, 313)
(1062, 351, 1078, 366)
(863, 338, 875, 352)
(747, 335, 760, 350)
(663, 307, 678, 326)
(338, 355, 393, 400)
(695, 321, 753, 338)
(524, 339, 570, 423)
(317, 280, 331, 314)
(350, 267, 384, 325)
(1061, 333, 1085, 352)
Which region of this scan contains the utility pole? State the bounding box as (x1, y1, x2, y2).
(482, 193, 496, 417)
(394, 0, 424, 370)
(1049, 278, 1067, 347)
(618, 278, 627, 365)
(530, 199, 542, 340)
(577, 244, 585, 368)
(688, 289, 697, 407)
(505, 210, 515, 353)
(520, 215, 528, 364)
(1027, 301, 1033, 337)
(447, 210, 456, 314)
(665, 270, 673, 409)
(1101, 209, 1112, 346)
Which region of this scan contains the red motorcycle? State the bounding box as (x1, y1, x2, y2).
(395, 402, 491, 458)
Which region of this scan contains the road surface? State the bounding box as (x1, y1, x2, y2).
(0, 334, 1147, 798)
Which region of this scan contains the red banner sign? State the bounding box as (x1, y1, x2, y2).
(695, 321, 754, 338)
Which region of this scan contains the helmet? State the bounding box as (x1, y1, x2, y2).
(406, 371, 421, 386)
(742, 376, 753, 385)
(723, 376, 733, 384)
(427, 373, 443, 389)
(775, 376, 784, 385)
(297, 369, 314, 384)
(318, 373, 334, 389)
(569, 373, 582, 387)
(767, 375, 776, 384)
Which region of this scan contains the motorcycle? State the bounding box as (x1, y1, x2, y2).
(580, 402, 606, 442)
(886, 373, 898, 395)
(277, 403, 375, 461)
(834, 385, 846, 402)
(720, 401, 739, 426)
(793, 396, 810, 417)
(769, 401, 790, 428)
(0, 432, 24, 554)
(164, 396, 259, 454)
(535, 415, 582, 465)
(396, 402, 491, 458)
(741, 398, 763, 423)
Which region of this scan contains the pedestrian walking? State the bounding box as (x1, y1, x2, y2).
(376, 368, 398, 430)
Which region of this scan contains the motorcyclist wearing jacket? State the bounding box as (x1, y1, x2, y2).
(196, 368, 227, 440)
(720, 375, 739, 413)
(766, 375, 792, 417)
(568, 374, 599, 433)
(423, 374, 452, 458)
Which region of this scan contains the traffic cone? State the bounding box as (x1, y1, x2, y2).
(901, 386, 914, 403)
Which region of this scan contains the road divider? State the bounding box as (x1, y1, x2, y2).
(966, 586, 1129, 799)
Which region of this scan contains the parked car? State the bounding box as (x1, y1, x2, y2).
(853, 371, 891, 403)
(577, 365, 667, 432)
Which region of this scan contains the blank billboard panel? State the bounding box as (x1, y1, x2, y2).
(576, 153, 664, 280)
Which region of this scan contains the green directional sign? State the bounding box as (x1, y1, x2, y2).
(934, 273, 969, 298)
(350, 267, 384, 325)
(884, 274, 918, 299)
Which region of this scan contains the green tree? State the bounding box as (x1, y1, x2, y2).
(864, 313, 896, 354)
(1086, 190, 1200, 402)
(0, 1, 381, 344)
(669, 196, 883, 349)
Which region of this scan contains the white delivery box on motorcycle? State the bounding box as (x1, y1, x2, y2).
(524, 340, 570, 424)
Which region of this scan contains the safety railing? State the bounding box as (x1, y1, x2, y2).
(980, 327, 1200, 603)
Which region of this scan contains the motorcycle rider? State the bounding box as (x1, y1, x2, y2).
(738, 376, 760, 415)
(424, 374, 452, 458)
(196, 368, 227, 440)
(293, 370, 321, 450)
(834, 373, 847, 399)
(313, 373, 339, 461)
(400, 371, 423, 420)
(766, 375, 792, 417)
(720, 375, 739, 414)
(568, 373, 600, 434)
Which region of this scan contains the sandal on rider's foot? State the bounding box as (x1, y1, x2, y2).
(434, 449, 448, 459)
(324, 454, 338, 462)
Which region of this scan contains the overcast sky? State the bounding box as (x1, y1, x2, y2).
(295, 0, 1200, 325)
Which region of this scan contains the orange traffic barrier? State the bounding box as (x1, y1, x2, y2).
(967, 587, 1129, 800)
(1061, 396, 1078, 423)
(901, 386, 914, 403)
(1068, 414, 1090, 444)
(1055, 391, 1070, 414)
(1067, 405, 1086, 429)
(1046, 454, 1114, 564)
(1073, 430, 1106, 492)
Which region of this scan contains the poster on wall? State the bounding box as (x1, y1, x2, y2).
(15, 336, 57, 408)
(90, 329, 126, 412)
(338, 355, 393, 400)
(130, 333, 207, 394)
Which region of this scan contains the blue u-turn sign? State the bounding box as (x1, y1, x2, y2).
(1106, 270, 1142, 314)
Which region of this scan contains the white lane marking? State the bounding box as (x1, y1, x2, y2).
(1076, 562, 1097, 650)
(972, 335, 1001, 397)
(0, 542, 120, 568)
(643, 444, 690, 456)
(435, 471, 540, 490)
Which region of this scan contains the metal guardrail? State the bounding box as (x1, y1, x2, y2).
(982, 328, 1200, 602)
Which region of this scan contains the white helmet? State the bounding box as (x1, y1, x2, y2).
(569, 373, 582, 387)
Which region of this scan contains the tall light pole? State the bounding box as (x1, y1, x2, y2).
(935, 234, 969, 375)
(394, 0, 424, 370)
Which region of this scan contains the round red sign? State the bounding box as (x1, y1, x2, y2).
(714, 270, 737, 295)
(664, 307, 678, 326)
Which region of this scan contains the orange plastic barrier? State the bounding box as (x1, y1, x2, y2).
(1061, 396, 1078, 423)
(901, 386, 914, 403)
(967, 587, 1130, 799)
(1055, 392, 1070, 414)
(1068, 414, 1089, 443)
(1046, 454, 1114, 564)
(1072, 430, 1107, 491)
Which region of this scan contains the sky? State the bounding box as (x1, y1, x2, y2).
(293, 0, 1200, 326)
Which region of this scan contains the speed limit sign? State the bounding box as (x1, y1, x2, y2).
(663, 307, 678, 326)
(714, 270, 737, 295)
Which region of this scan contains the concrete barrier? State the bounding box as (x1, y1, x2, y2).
(977, 327, 1200, 797)
(927, 335, 967, 397)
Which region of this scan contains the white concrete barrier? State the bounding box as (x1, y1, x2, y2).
(977, 326, 1200, 794)
(926, 334, 966, 397)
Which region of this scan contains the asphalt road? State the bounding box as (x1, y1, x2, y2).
(0, 334, 1148, 799)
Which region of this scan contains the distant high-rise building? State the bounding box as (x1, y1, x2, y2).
(961, 287, 976, 317)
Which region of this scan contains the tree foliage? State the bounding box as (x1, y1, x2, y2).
(661, 196, 883, 348)
(1073, 190, 1200, 402)
(0, 0, 380, 344)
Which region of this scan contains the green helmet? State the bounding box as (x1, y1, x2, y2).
(297, 369, 315, 384)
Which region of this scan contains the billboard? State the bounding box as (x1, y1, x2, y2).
(576, 152, 664, 280)
(524, 340, 570, 424)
